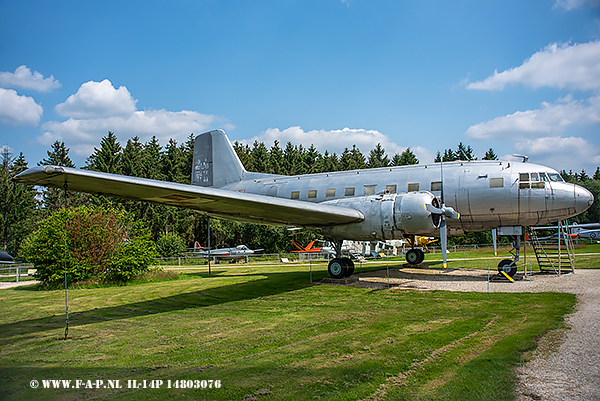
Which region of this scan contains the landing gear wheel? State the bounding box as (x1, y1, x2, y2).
(406, 249, 424, 265)
(328, 258, 347, 279)
(341, 257, 354, 277)
(498, 259, 517, 278)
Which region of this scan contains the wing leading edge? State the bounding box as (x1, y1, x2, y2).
(15, 166, 364, 227)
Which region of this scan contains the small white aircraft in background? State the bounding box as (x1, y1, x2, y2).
(15, 129, 594, 279)
(532, 222, 600, 241)
(193, 244, 264, 263)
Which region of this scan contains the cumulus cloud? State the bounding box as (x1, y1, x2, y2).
(465, 95, 600, 140)
(0, 65, 60, 92)
(514, 136, 600, 171)
(467, 41, 600, 91)
(243, 126, 406, 156)
(553, 0, 599, 10)
(55, 79, 137, 118)
(41, 80, 222, 156)
(0, 88, 43, 126)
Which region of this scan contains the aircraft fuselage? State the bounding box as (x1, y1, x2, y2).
(221, 160, 593, 239)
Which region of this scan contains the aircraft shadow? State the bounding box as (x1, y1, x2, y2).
(0, 270, 318, 343)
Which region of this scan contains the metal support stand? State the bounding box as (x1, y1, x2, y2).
(63, 182, 69, 341)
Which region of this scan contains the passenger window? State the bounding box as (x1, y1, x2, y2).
(345, 187, 355, 196)
(308, 190, 317, 198)
(519, 173, 529, 181)
(385, 184, 397, 194)
(291, 191, 300, 199)
(430, 181, 442, 191)
(326, 188, 336, 197)
(530, 173, 539, 181)
(364, 185, 376, 195)
(490, 178, 504, 188)
(408, 183, 419, 192)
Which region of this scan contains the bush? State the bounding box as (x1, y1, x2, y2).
(156, 232, 186, 257)
(20, 205, 157, 284)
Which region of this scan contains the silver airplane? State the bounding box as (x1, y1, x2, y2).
(15, 129, 594, 278)
(194, 244, 264, 263)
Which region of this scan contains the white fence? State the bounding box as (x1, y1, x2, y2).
(0, 264, 35, 283)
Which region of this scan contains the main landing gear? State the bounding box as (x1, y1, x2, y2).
(327, 257, 355, 279)
(327, 239, 355, 279)
(405, 237, 425, 265)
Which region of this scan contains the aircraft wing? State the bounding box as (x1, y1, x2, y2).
(15, 166, 365, 227)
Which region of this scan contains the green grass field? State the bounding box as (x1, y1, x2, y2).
(1, 245, 597, 400)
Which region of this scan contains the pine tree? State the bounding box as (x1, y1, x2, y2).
(162, 138, 186, 183)
(1, 150, 38, 256)
(269, 140, 284, 175)
(251, 141, 270, 173)
(122, 136, 144, 178)
(86, 132, 122, 174)
(593, 167, 600, 181)
(38, 141, 76, 211)
(367, 143, 390, 168)
(392, 148, 419, 166)
(339, 145, 366, 171)
(455, 142, 476, 161)
(483, 148, 498, 160)
(233, 141, 252, 171)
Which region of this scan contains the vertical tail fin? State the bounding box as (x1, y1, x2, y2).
(192, 130, 246, 188)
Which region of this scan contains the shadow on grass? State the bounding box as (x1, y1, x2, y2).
(0, 270, 326, 343)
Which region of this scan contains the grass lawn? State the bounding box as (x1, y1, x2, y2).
(0, 249, 589, 400)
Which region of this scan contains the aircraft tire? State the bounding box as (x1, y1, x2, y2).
(341, 257, 354, 277)
(406, 249, 421, 265)
(416, 249, 425, 264)
(328, 258, 347, 279)
(497, 259, 517, 278)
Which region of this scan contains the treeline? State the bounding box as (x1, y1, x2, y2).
(1, 132, 599, 258)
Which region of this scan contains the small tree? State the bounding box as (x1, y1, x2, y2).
(156, 232, 186, 257)
(20, 205, 156, 284)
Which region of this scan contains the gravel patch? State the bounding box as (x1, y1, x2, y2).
(351, 266, 600, 401)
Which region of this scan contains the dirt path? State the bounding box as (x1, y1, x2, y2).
(351, 266, 600, 401)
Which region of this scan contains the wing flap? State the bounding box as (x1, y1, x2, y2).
(15, 166, 364, 227)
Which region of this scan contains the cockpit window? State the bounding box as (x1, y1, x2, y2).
(548, 173, 563, 182)
(519, 173, 529, 181)
(539, 172, 549, 181)
(530, 172, 539, 181)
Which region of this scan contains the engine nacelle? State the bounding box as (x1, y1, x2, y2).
(317, 192, 440, 241)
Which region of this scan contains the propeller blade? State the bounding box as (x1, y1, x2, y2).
(440, 216, 448, 268)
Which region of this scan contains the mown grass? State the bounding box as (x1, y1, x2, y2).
(0, 260, 580, 401)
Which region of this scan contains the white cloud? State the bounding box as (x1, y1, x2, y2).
(465, 95, 600, 140)
(40, 79, 225, 156)
(243, 126, 406, 157)
(467, 41, 600, 91)
(553, 0, 598, 11)
(0, 88, 43, 127)
(41, 110, 220, 156)
(0, 65, 60, 92)
(514, 136, 600, 172)
(55, 79, 137, 118)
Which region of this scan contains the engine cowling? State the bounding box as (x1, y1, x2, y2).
(317, 192, 441, 241)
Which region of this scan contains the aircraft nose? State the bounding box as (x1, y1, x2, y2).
(574, 184, 594, 214)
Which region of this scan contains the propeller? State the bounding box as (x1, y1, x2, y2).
(425, 160, 460, 268)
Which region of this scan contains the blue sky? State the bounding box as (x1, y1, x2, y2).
(1, 0, 599, 174)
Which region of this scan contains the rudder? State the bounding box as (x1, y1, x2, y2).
(192, 130, 246, 187)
